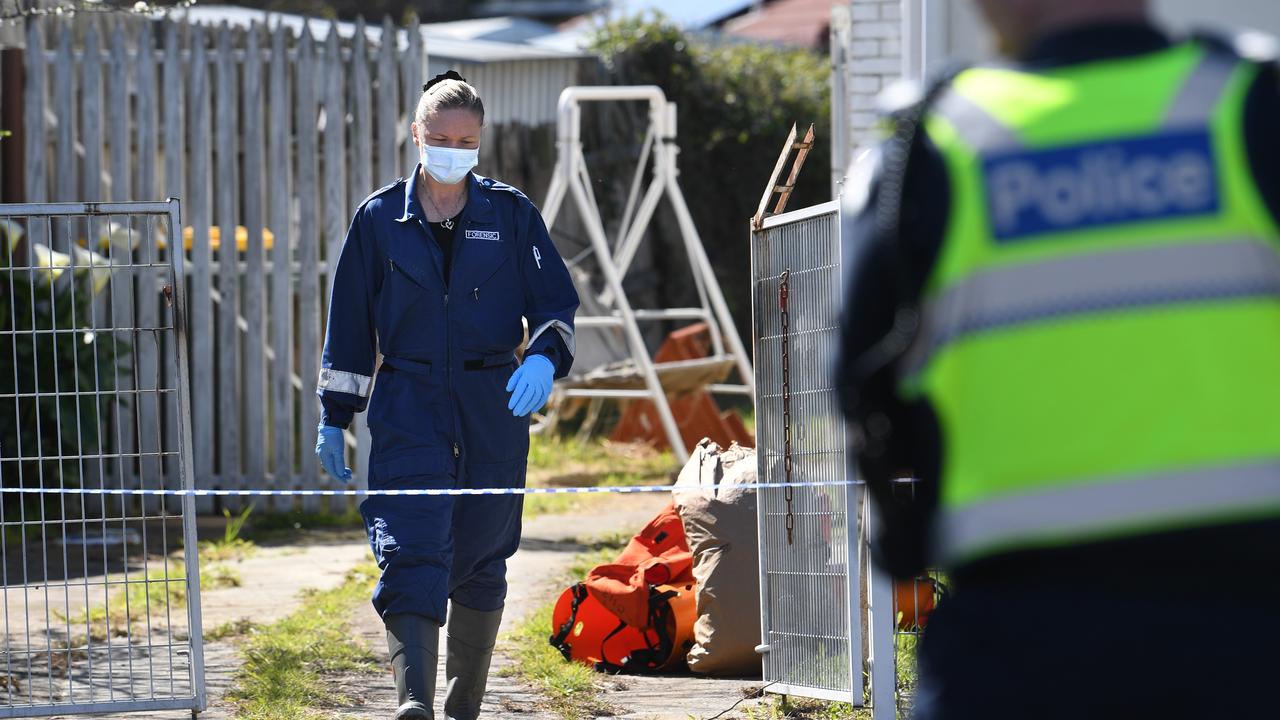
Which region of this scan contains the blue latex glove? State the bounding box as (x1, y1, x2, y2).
(315, 424, 352, 483)
(506, 354, 554, 417)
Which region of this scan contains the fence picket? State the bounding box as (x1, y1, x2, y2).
(215, 23, 241, 497)
(351, 17, 372, 204)
(187, 24, 215, 513)
(108, 22, 131, 204)
(24, 19, 47, 210)
(322, 21, 347, 512)
(296, 25, 321, 507)
(268, 22, 294, 509)
(107, 21, 138, 502)
(81, 24, 102, 203)
(401, 14, 423, 176)
(161, 19, 185, 505)
(241, 24, 267, 503)
(135, 19, 162, 513)
(52, 24, 74, 209)
(377, 16, 399, 186)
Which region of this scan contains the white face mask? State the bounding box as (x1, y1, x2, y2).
(421, 144, 478, 185)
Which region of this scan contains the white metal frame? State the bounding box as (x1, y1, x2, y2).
(0, 200, 205, 718)
(541, 86, 755, 460)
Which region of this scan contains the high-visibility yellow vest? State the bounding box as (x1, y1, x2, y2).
(903, 41, 1280, 567)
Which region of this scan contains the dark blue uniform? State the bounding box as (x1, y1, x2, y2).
(318, 169, 578, 623)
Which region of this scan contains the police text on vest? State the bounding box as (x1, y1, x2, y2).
(983, 130, 1220, 242)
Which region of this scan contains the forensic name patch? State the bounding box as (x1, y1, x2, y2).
(465, 229, 501, 242)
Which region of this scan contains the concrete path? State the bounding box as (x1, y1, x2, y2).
(15, 492, 770, 720)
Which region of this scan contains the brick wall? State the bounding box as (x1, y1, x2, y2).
(831, 0, 905, 192)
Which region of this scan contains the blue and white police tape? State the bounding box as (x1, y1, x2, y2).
(0, 480, 860, 497)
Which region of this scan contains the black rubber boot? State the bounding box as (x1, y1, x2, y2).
(386, 613, 440, 720)
(442, 603, 504, 720)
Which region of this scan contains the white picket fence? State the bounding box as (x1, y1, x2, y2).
(20, 14, 427, 512)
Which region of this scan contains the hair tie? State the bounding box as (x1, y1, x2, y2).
(423, 70, 468, 94)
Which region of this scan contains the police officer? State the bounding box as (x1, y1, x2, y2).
(837, 1, 1280, 717)
(315, 72, 579, 720)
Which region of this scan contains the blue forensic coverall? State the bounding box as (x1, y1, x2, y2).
(318, 169, 579, 623)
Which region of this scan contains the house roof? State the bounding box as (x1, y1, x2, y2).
(722, 0, 839, 48)
(170, 5, 591, 62)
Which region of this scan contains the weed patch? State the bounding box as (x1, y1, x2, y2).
(200, 506, 258, 562)
(227, 563, 379, 719)
(502, 534, 629, 720)
(206, 617, 259, 642)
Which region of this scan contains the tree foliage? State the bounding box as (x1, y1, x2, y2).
(584, 15, 832, 347)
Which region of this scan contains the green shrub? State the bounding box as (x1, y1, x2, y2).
(584, 15, 832, 345)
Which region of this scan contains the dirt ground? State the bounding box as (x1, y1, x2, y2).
(23, 492, 768, 720)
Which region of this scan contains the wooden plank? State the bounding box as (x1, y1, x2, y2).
(322, 21, 347, 512)
(241, 23, 267, 503)
(401, 14, 422, 175)
(268, 21, 294, 502)
(215, 22, 241, 495)
(107, 21, 137, 501)
(161, 19, 185, 506)
(80, 23, 102, 204)
(162, 20, 184, 203)
(376, 15, 399, 185)
(108, 21, 131, 204)
(351, 18, 374, 510)
(351, 17, 372, 206)
(136, 20, 157, 202)
(135, 19, 162, 512)
(23, 19, 47, 212)
(296, 24, 321, 505)
(188, 24, 215, 513)
(52, 24, 74, 209)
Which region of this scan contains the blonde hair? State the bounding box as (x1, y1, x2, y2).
(415, 78, 485, 126)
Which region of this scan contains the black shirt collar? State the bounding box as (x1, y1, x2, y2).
(1020, 22, 1173, 68)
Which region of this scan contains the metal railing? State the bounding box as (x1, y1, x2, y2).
(0, 201, 204, 717)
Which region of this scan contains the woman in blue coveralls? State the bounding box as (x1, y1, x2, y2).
(313, 72, 579, 720)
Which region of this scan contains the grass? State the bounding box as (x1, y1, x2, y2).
(743, 696, 871, 720)
(57, 507, 254, 642)
(227, 563, 380, 720)
(206, 617, 260, 642)
(524, 435, 676, 519)
(200, 506, 258, 561)
(501, 533, 630, 720)
(241, 506, 366, 542)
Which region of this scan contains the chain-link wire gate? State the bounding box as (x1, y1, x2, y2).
(0, 201, 204, 717)
(752, 200, 897, 714)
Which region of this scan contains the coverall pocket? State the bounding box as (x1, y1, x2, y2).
(369, 452, 457, 491)
(380, 253, 439, 343)
(366, 368, 452, 461)
(455, 361, 530, 464)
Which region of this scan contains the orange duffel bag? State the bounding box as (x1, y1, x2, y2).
(549, 501, 698, 672)
(549, 580, 696, 672)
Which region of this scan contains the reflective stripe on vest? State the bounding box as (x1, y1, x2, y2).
(902, 237, 1280, 376)
(938, 458, 1280, 566)
(909, 44, 1280, 565)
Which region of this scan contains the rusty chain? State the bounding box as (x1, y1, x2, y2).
(779, 269, 795, 545)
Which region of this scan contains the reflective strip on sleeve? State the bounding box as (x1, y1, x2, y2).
(528, 319, 576, 359)
(938, 458, 1280, 566)
(317, 368, 373, 397)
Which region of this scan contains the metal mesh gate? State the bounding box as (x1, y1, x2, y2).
(0, 201, 204, 717)
(752, 200, 866, 704)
